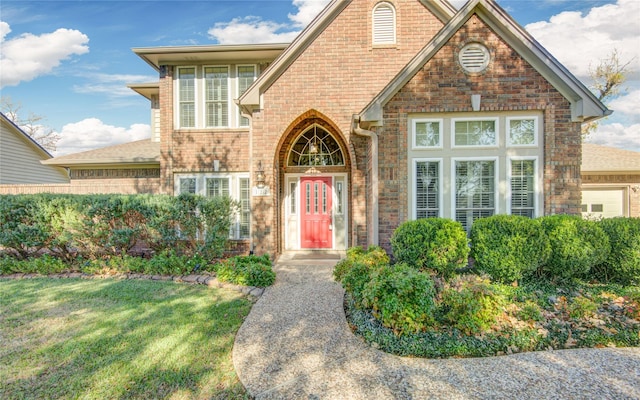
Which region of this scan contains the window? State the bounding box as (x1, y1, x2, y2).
(372, 2, 396, 45)
(290, 181, 297, 214)
(453, 118, 498, 147)
(414, 160, 441, 218)
(413, 119, 442, 148)
(179, 177, 196, 194)
(507, 117, 538, 146)
(336, 181, 343, 214)
(288, 125, 345, 166)
(174, 174, 250, 239)
(206, 178, 230, 198)
(178, 68, 196, 128)
(510, 159, 536, 217)
(205, 66, 229, 127)
(455, 159, 497, 231)
(237, 66, 256, 127)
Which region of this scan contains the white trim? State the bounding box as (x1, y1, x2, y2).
(412, 158, 443, 219)
(506, 156, 542, 217)
(451, 117, 499, 148)
(411, 118, 443, 149)
(506, 116, 539, 147)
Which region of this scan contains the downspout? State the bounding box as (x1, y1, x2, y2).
(351, 114, 379, 246)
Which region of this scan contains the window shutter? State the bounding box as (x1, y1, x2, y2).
(373, 3, 395, 45)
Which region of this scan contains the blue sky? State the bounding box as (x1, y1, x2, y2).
(1, 0, 639, 155)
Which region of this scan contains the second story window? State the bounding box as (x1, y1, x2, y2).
(373, 2, 396, 46)
(205, 66, 229, 127)
(237, 65, 256, 127)
(178, 67, 196, 128)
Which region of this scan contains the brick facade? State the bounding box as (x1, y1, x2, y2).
(379, 14, 582, 250)
(251, 0, 446, 253)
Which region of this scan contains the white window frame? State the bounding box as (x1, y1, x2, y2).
(177, 66, 197, 129)
(507, 156, 541, 217)
(451, 117, 499, 148)
(412, 118, 443, 149)
(173, 173, 251, 240)
(204, 65, 230, 128)
(506, 116, 539, 147)
(413, 158, 443, 219)
(372, 2, 396, 45)
(451, 157, 499, 231)
(237, 64, 256, 127)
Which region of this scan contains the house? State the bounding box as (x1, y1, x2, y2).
(0, 112, 69, 184)
(46, 0, 610, 256)
(581, 143, 640, 218)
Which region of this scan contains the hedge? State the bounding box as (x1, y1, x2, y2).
(0, 193, 237, 260)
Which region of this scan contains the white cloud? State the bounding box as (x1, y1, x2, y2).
(587, 122, 640, 152)
(608, 89, 640, 123)
(72, 73, 157, 98)
(208, 0, 330, 44)
(208, 16, 299, 45)
(54, 118, 150, 156)
(0, 21, 89, 88)
(448, 0, 468, 9)
(525, 0, 640, 79)
(288, 0, 331, 27)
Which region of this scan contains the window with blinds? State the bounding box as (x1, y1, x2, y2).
(372, 2, 396, 45)
(206, 178, 230, 198)
(455, 160, 496, 231)
(178, 68, 195, 128)
(510, 159, 536, 217)
(237, 66, 256, 127)
(415, 160, 440, 218)
(239, 178, 251, 238)
(205, 66, 229, 127)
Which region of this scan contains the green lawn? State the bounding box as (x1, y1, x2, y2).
(0, 278, 252, 399)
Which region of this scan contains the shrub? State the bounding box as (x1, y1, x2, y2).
(439, 275, 505, 335)
(540, 215, 610, 281)
(391, 218, 469, 278)
(333, 246, 389, 283)
(594, 217, 640, 285)
(215, 254, 275, 287)
(0, 254, 69, 275)
(340, 261, 384, 307)
(470, 215, 551, 283)
(361, 263, 437, 335)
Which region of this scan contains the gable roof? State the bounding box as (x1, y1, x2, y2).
(42, 139, 160, 168)
(238, 0, 457, 112)
(1, 112, 53, 159)
(582, 143, 640, 173)
(359, 0, 610, 125)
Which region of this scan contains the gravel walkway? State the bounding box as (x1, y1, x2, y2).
(233, 258, 640, 399)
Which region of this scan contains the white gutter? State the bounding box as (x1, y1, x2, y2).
(351, 114, 379, 246)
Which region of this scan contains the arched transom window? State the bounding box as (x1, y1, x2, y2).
(288, 125, 345, 166)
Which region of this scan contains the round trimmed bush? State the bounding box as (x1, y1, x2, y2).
(361, 263, 437, 335)
(540, 215, 610, 281)
(470, 215, 550, 283)
(341, 259, 386, 307)
(333, 245, 389, 283)
(391, 218, 469, 278)
(594, 217, 640, 285)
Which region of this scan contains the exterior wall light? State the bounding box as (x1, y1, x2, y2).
(256, 161, 266, 188)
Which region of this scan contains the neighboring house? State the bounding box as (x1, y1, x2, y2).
(0, 112, 69, 184)
(581, 143, 640, 218)
(41, 139, 161, 194)
(41, 0, 611, 256)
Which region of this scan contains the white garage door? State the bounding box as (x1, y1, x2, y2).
(582, 188, 626, 218)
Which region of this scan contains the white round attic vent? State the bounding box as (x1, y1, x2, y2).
(458, 43, 490, 73)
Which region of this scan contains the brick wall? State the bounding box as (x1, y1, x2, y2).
(379, 14, 582, 250)
(0, 178, 160, 195)
(251, 0, 447, 252)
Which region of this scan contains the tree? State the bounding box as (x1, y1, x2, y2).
(1, 96, 61, 152)
(582, 49, 634, 137)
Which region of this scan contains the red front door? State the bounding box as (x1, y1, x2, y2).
(300, 177, 332, 249)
